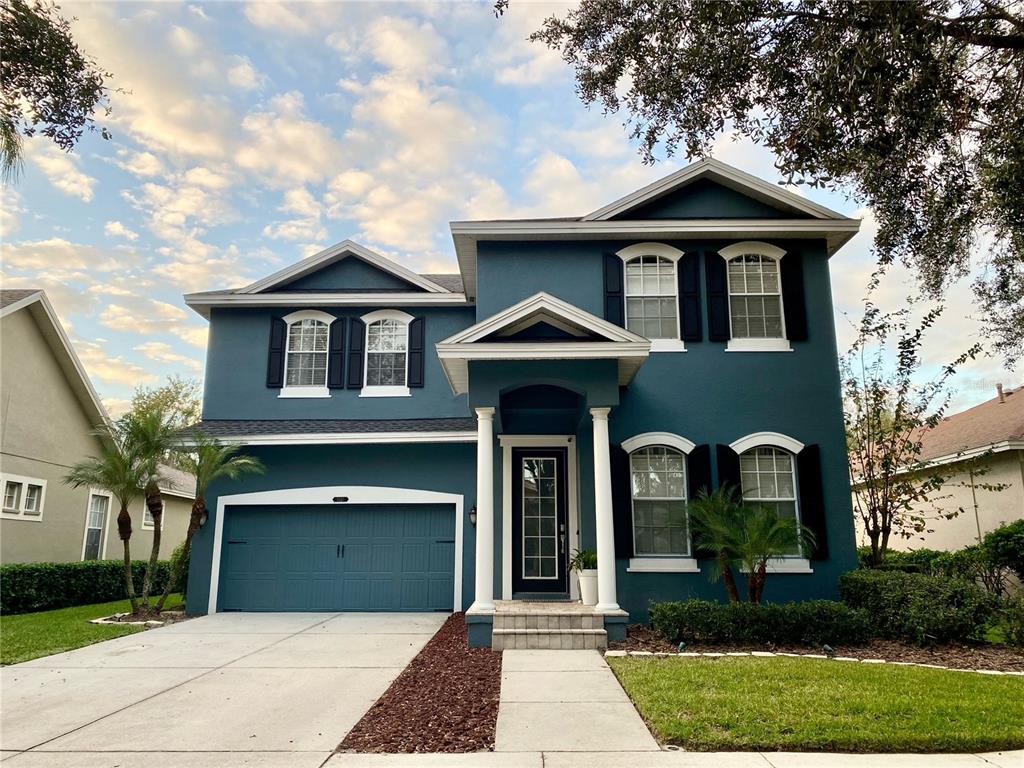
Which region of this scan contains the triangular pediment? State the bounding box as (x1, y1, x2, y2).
(585, 158, 847, 222)
(240, 240, 449, 295)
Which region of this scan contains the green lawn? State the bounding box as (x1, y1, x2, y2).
(0, 594, 183, 666)
(608, 656, 1024, 753)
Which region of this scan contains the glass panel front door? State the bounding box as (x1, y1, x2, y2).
(511, 447, 569, 595)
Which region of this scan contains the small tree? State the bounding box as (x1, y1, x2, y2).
(843, 289, 981, 566)
(155, 435, 264, 612)
(130, 376, 202, 431)
(65, 426, 145, 613)
(688, 487, 742, 602)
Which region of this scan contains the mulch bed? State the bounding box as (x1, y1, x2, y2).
(611, 624, 1024, 672)
(338, 612, 502, 753)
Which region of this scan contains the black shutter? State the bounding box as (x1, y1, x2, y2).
(603, 254, 625, 327)
(610, 444, 634, 559)
(705, 252, 730, 341)
(266, 317, 286, 388)
(346, 318, 365, 389)
(687, 444, 712, 500)
(716, 443, 741, 494)
(797, 444, 829, 559)
(327, 318, 346, 389)
(407, 317, 425, 388)
(678, 252, 702, 341)
(780, 252, 808, 341)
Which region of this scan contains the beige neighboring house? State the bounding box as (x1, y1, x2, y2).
(885, 383, 1024, 551)
(1, 289, 194, 565)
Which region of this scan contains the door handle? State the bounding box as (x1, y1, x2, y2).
(337, 544, 345, 558)
(559, 523, 566, 555)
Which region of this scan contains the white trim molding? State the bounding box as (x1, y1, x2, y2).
(208, 485, 464, 614)
(718, 241, 787, 262)
(740, 557, 813, 574)
(279, 309, 336, 399)
(617, 243, 686, 353)
(616, 242, 685, 263)
(718, 241, 792, 353)
(622, 432, 696, 455)
(1, 473, 46, 521)
(627, 557, 700, 573)
(729, 431, 805, 455)
(80, 488, 112, 560)
(498, 434, 579, 601)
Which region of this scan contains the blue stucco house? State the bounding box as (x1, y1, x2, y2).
(183, 158, 862, 648)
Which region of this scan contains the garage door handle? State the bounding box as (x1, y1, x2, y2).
(436, 539, 455, 544)
(337, 544, 344, 557)
(228, 540, 247, 545)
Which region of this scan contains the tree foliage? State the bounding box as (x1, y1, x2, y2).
(513, 0, 1024, 359)
(0, 0, 110, 179)
(130, 376, 202, 432)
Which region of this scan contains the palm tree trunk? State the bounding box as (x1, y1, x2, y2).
(116, 504, 137, 613)
(140, 481, 163, 607)
(155, 497, 204, 613)
(718, 552, 740, 602)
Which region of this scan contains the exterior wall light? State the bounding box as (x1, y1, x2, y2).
(469, 506, 477, 526)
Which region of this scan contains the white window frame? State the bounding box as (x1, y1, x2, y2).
(81, 489, 112, 560)
(617, 243, 686, 353)
(718, 241, 792, 353)
(0, 474, 46, 521)
(360, 309, 414, 398)
(621, 432, 699, 572)
(279, 309, 335, 399)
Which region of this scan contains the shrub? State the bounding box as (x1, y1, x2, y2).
(839, 569, 995, 644)
(933, 545, 1011, 599)
(1000, 593, 1024, 647)
(857, 546, 946, 573)
(983, 520, 1024, 581)
(169, 541, 189, 596)
(649, 599, 872, 647)
(0, 560, 173, 615)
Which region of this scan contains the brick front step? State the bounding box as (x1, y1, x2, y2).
(492, 627, 608, 650)
(493, 613, 604, 631)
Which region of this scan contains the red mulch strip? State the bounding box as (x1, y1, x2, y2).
(611, 624, 1024, 672)
(338, 613, 502, 753)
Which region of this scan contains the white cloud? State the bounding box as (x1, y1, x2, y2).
(172, 324, 208, 349)
(134, 340, 203, 371)
(489, 2, 572, 86)
(74, 338, 158, 387)
(115, 149, 166, 178)
(27, 142, 97, 202)
(1, 187, 22, 236)
(1, 238, 131, 273)
(243, 2, 320, 35)
(182, 166, 233, 190)
(105, 221, 139, 241)
(228, 56, 265, 90)
(100, 299, 188, 336)
(263, 218, 327, 242)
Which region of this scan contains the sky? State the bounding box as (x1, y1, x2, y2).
(1, 0, 1018, 416)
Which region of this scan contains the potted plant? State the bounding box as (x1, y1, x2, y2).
(570, 548, 598, 606)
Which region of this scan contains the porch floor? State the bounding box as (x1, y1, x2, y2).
(495, 600, 598, 615)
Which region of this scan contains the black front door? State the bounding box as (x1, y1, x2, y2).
(511, 447, 569, 595)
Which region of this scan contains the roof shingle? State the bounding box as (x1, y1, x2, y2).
(918, 385, 1024, 460)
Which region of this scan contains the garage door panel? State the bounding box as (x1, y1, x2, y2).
(220, 503, 455, 612)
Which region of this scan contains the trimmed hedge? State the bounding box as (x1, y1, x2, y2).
(839, 569, 995, 644)
(650, 599, 872, 646)
(856, 546, 947, 573)
(0, 560, 174, 615)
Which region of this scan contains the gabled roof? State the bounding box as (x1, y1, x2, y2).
(918, 384, 1024, 464)
(240, 240, 450, 295)
(436, 292, 650, 394)
(583, 158, 850, 221)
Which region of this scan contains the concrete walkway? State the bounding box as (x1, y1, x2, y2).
(0, 611, 447, 767)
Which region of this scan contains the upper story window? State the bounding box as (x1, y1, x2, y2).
(718, 242, 791, 352)
(1, 475, 45, 521)
(279, 310, 335, 398)
(617, 243, 685, 352)
(361, 309, 414, 397)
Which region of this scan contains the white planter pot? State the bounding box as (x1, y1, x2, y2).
(577, 569, 598, 606)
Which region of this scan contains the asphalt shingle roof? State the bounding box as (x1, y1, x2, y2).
(186, 418, 477, 437)
(918, 384, 1024, 460)
(0, 289, 42, 308)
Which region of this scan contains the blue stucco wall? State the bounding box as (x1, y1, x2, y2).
(613, 178, 798, 220)
(202, 305, 474, 420)
(273, 256, 423, 292)
(185, 442, 477, 614)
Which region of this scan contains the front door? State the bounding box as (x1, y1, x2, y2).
(511, 447, 569, 595)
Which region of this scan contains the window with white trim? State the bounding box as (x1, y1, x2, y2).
(4, 481, 22, 512)
(360, 309, 413, 396)
(23, 484, 42, 516)
(739, 446, 801, 555)
(727, 254, 783, 339)
(285, 318, 329, 387)
(1, 475, 46, 520)
(83, 493, 109, 560)
(624, 255, 678, 340)
(629, 446, 690, 556)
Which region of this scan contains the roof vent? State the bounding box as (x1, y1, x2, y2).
(997, 383, 1006, 403)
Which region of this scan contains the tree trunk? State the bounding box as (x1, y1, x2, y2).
(119, 505, 138, 613)
(155, 497, 204, 613)
(867, 528, 881, 567)
(140, 481, 164, 607)
(747, 563, 767, 604)
(719, 552, 740, 602)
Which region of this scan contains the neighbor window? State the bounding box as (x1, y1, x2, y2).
(23, 484, 42, 515)
(739, 446, 801, 555)
(629, 446, 689, 556)
(83, 493, 110, 561)
(285, 318, 329, 387)
(3, 481, 22, 511)
(624, 255, 678, 340)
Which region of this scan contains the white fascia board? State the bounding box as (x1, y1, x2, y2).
(583, 158, 852, 222)
(0, 291, 44, 318)
(184, 291, 469, 319)
(179, 431, 478, 447)
(238, 239, 449, 295)
(852, 441, 1024, 486)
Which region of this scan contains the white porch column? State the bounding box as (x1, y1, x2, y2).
(591, 407, 620, 612)
(471, 407, 496, 612)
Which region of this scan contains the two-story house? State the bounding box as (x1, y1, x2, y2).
(183, 159, 862, 647)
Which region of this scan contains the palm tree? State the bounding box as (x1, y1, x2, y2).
(155, 435, 264, 612)
(688, 487, 743, 602)
(121, 408, 176, 608)
(65, 427, 146, 613)
(731, 505, 816, 604)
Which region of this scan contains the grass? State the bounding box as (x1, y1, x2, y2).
(608, 656, 1024, 753)
(0, 594, 183, 666)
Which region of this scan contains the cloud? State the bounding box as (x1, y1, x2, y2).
(263, 218, 327, 242)
(228, 56, 265, 90)
(104, 221, 139, 241)
(27, 142, 97, 202)
(172, 324, 208, 349)
(243, 2, 321, 35)
(100, 299, 189, 336)
(1, 187, 22, 236)
(490, 2, 571, 86)
(182, 166, 233, 190)
(74, 338, 159, 387)
(115, 149, 166, 177)
(1, 238, 132, 273)
(134, 340, 203, 371)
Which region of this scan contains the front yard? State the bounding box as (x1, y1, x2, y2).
(608, 655, 1024, 753)
(0, 594, 183, 665)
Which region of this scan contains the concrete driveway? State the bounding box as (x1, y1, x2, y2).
(0, 611, 447, 767)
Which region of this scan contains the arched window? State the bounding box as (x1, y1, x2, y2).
(617, 243, 684, 351)
(718, 242, 789, 351)
(362, 309, 413, 396)
(629, 445, 689, 556)
(282, 310, 333, 393)
(738, 445, 801, 555)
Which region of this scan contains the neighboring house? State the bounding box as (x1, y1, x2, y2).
(183, 158, 862, 646)
(883, 384, 1024, 551)
(0, 290, 195, 565)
